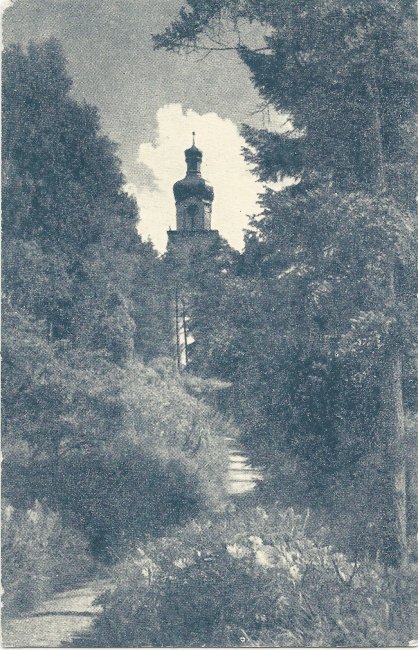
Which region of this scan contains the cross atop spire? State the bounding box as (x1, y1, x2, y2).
(192, 131, 196, 146)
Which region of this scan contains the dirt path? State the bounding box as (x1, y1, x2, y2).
(2, 442, 260, 648)
(2, 579, 111, 648)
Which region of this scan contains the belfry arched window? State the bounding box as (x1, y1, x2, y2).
(186, 204, 198, 230)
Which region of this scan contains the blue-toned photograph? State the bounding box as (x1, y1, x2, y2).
(1, 1, 417, 647)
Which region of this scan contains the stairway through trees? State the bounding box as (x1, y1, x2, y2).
(226, 437, 263, 495)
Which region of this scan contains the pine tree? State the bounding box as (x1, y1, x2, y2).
(156, 0, 418, 568)
(2, 39, 169, 358)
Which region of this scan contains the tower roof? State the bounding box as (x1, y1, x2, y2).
(184, 132, 202, 163)
(173, 133, 214, 203)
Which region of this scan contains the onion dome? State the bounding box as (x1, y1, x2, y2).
(185, 142, 202, 171)
(173, 133, 214, 203)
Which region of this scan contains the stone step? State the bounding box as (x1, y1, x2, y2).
(229, 459, 252, 467)
(229, 452, 249, 459)
(228, 468, 262, 477)
(228, 481, 259, 495)
(226, 437, 263, 495)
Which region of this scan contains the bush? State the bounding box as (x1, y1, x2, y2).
(1, 501, 94, 616)
(86, 507, 415, 647)
(4, 357, 231, 561)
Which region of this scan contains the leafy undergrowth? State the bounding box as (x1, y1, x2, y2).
(83, 507, 416, 647)
(3, 353, 232, 562)
(2, 501, 96, 616)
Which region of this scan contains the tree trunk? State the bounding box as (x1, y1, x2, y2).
(379, 351, 407, 568)
(376, 265, 409, 641)
(175, 285, 181, 370)
(366, 58, 408, 570)
(181, 298, 189, 367)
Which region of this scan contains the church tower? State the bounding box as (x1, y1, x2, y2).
(167, 135, 219, 368)
(167, 133, 219, 257)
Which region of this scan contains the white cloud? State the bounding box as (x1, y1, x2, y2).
(1, 0, 14, 20)
(129, 104, 263, 253)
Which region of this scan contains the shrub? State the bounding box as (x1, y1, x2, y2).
(86, 507, 415, 647)
(4, 357, 231, 561)
(1, 501, 94, 616)
(122, 358, 231, 512)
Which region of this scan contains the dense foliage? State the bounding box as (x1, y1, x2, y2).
(2, 39, 169, 358)
(1, 39, 230, 611)
(85, 507, 415, 647)
(2, 502, 94, 615)
(155, 0, 418, 567)
(2, 338, 230, 559)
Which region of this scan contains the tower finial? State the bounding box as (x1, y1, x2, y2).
(184, 133, 202, 175)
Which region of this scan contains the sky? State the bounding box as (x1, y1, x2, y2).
(3, 0, 289, 252)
